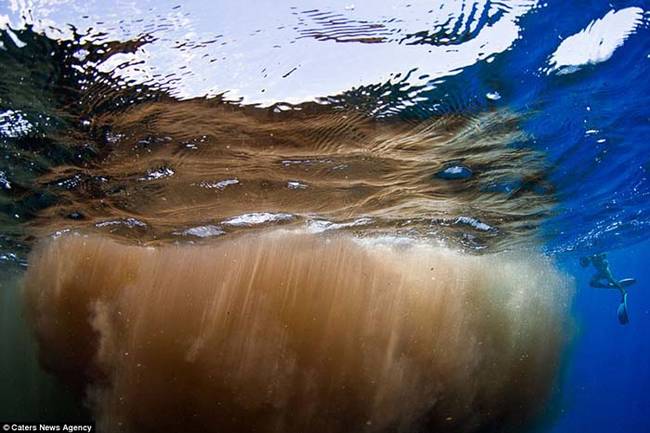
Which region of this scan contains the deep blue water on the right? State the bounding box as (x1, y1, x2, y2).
(551, 242, 650, 433)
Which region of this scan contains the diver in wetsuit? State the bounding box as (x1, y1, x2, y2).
(580, 253, 636, 325)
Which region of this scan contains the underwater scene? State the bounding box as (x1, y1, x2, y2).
(0, 0, 649, 432)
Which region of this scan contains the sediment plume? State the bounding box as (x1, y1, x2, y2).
(24, 230, 571, 433)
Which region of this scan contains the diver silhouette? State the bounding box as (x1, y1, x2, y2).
(580, 253, 636, 325)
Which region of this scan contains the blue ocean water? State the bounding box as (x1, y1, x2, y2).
(1, 0, 649, 432)
(506, 5, 650, 431)
(550, 243, 650, 433)
(466, 7, 650, 429)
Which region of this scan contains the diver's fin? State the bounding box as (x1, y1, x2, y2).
(590, 278, 636, 289)
(617, 293, 629, 325)
(617, 278, 636, 288)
